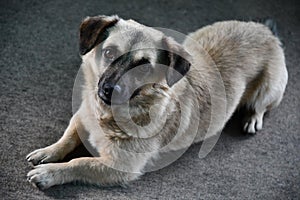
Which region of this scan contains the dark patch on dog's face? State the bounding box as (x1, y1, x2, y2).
(96, 40, 191, 105)
(98, 50, 154, 105)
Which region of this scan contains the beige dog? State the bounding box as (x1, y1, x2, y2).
(26, 15, 288, 189)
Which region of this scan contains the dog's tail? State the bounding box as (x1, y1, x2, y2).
(263, 18, 284, 47)
(264, 18, 278, 37)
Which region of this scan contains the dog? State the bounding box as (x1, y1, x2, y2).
(26, 15, 288, 189)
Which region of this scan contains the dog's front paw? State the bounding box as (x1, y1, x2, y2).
(27, 163, 67, 189)
(26, 144, 64, 166)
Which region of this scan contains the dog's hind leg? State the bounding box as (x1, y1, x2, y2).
(242, 53, 288, 134)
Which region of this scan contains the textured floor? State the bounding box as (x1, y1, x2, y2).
(1, 0, 299, 199)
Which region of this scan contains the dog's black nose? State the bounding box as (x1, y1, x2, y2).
(98, 82, 122, 105)
(103, 83, 114, 96)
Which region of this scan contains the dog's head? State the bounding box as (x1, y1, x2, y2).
(79, 15, 191, 106)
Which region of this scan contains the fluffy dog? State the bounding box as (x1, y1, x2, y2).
(26, 15, 288, 189)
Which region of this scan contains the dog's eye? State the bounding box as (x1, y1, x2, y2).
(103, 48, 116, 61)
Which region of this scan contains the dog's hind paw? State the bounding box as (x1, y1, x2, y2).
(243, 112, 264, 134)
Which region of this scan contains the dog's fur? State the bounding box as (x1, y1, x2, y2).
(26, 15, 288, 189)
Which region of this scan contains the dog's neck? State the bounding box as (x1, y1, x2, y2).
(94, 84, 177, 140)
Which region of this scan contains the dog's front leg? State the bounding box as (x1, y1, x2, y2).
(26, 112, 83, 165)
(27, 156, 142, 189)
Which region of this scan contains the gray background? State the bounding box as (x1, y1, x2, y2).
(1, 0, 299, 199)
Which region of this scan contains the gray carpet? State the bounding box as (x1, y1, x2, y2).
(1, 0, 299, 199)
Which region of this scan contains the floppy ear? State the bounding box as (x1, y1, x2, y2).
(79, 15, 119, 55)
(162, 37, 191, 87)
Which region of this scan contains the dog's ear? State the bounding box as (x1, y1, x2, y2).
(79, 15, 119, 55)
(162, 37, 191, 87)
